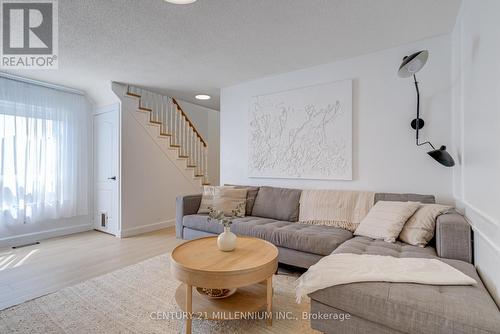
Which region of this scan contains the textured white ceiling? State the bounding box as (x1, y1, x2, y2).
(4, 0, 461, 109)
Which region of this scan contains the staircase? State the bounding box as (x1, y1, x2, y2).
(124, 85, 210, 186)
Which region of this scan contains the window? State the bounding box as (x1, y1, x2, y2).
(0, 78, 90, 225)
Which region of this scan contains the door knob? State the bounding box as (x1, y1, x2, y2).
(108, 176, 117, 181)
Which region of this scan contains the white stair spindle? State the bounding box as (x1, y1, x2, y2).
(179, 111, 186, 151)
(162, 97, 167, 133)
(199, 144, 203, 182)
(191, 138, 200, 175)
(199, 140, 203, 176)
(189, 127, 194, 166)
(156, 94, 161, 124)
(144, 91, 149, 110)
(200, 141, 204, 177)
(182, 115, 186, 152)
(193, 130, 197, 168)
(175, 106, 180, 146)
(198, 139, 202, 176)
(167, 98, 172, 135)
(172, 105, 179, 145)
(187, 126, 191, 163)
(153, 94, 158, 122)
(167, 98, 174, 135)
(170, 98, 174, 136)
(178, 109, 182, 148)
(204, 146, 209, 183)
(185, 122, 189, 159)
(179, 114, 186, 156)
(160, 96, 165, 132)
(164, 97, 169, 134)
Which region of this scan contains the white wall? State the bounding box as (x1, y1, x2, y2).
(451, 0, 500, 305)
(221, 35, 454, 203)
(177, 100, 220, 185)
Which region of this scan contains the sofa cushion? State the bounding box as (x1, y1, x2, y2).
(269, 221, 352, 256)
(333, 236, 437, 258)
(231, 216, 282, 243)
(251, 186, 302, 221)
(183, 214, 224, 234)
(310, 237, 500, 334)
(183, 214, 352, 256)
(232, 217, 353, 256)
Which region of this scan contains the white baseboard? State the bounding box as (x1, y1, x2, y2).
(119, 219, 175, 238)
(0, 223, 93, 248)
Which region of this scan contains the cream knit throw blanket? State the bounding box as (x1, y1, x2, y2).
(299, 190, 375, 232)
(295, 253, 477, 303)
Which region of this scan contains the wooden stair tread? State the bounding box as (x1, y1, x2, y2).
(126, 92, 141, 98)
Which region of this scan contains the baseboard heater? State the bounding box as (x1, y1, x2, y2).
(12, 241, 40, 249)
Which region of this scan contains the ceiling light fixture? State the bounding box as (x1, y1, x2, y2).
(195, 94, 211, 100)
(164, 0, 197, 4)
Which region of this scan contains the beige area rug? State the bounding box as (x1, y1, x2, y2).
(0, 254, 319, 333)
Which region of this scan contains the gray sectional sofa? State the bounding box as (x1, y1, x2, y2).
(176, 186, 500, 334)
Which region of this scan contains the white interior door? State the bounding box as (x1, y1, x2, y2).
(93, 105, 119, 235)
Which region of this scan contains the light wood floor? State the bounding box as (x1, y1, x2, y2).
(0, 227, 182, 310)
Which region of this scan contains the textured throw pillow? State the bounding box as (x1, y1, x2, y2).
(224, 184, 260, 215)
(354, 201, 421, 242)
(198, 186, 224, 213)
(197, 186, 247, 217)
(399, 204, 452, 247)
(198, 186, 234, 214)
(212, 187, 248, 217)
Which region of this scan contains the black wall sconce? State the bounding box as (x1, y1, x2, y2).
(398, 50, 455, 167)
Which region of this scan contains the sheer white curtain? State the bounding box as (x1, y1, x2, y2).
(0, 77, 90, 225)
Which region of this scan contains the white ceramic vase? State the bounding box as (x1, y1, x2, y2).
(217, 226, 237, 252)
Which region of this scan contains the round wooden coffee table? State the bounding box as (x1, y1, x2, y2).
(170, 236, 278, 334)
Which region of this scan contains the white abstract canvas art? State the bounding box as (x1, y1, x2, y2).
(248, 80, 352, 180)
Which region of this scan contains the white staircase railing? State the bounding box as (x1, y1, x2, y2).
(126, 85, 210, 185)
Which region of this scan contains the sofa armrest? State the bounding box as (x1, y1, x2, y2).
(176, 194, 202, 239)
(435, 212, 473, 263)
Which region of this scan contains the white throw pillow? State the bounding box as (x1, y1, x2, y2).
(354, 201, 421, 242)
(197, 186, 247, 217)
(399, 204, 452, 247)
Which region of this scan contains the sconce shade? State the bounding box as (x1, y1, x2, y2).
(398, 50, 429, 78)
(427, 145, 455, 167)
